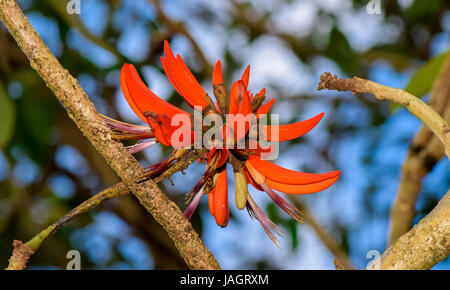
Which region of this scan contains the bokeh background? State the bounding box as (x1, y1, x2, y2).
(0, 0, 449, 269)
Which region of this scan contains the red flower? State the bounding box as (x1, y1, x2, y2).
(104, 41, 341, 246)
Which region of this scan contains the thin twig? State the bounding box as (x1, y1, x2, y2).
(0, 0, 220, 270)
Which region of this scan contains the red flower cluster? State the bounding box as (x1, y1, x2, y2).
(104, 41, 340, 246)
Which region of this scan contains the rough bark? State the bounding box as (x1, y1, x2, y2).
(389, 54, 450, 244)
(0, 0, 220, 270)
(319, 73, 450, 269)
(368, 190, 450, 269)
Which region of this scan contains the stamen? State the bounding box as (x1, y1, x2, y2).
(183, 187, 204, 220)
(247, 194, 283, 248)
(261, 183, 303, 223)
(126, 140, 157, 154)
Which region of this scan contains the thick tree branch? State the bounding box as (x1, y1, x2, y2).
(389, 54, 450, 245)
(367, 189, 450, 269)
(5, 148, 205, 270)
(6, 183, 128, 270)
(0, 0, 220, 270)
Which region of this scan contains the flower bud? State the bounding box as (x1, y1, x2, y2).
(234, 169, 248, 210)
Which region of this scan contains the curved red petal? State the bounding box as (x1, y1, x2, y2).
(241, 65, 250, 88)
(266, 175, 340, 194)
(120, 64, 147, 123)
(256, 88, 266, 98)
(256, 98, 275, 118)
(163, 41, 208, 109)
(247, 155, 341, 185)
(264, 112, 325, 142)
(122, 64, 187, 118)
(228, 81, 240, 115)
(160, 56, 182, 96)
(213, 60, 223, 86)
(208, 188, 215, 216)
(213, 168, 229, 227)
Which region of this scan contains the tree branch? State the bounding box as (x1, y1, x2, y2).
(0, 0, 220, 270)
(389, 54, 450, 245)
(318, 73, 450, 269)
(318, 72, 450, 160)
(367, 189, 450, 269)
(5, 148, 205, 270)
(6, 183, 128, 270)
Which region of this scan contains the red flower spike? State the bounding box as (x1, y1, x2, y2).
(241, 65, 250, 88)
(163, 41, 209, 109)
(247, 155, 341, 185)
(212, 60, 223, 86)
(263, 112, 325, 142)
(109, 41, 341, 246)
(213, 168, 229, 227)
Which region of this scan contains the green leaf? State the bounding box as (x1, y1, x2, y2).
(325, 27, 358, 74)
(0, 82, 16, 148)
(405, 51, 448, 98)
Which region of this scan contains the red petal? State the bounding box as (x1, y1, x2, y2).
(161, 56, 182, 96)
(247, 155, 341, 185)
(241, 65, 250, 88)
(264, 112, 324, 142)
(208, 188, 215, 216)
(266, 175, 340, 194)
(163, 41, 208, 109)
(256, 98, 275, 118)
(121, 64, 187, 118)
(256, 88, 266, 98)
(213, 168, 229, 227)
(228, 81, 240, 115)
(213, 60, 223, 86)
(120, 64, 147, 123)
